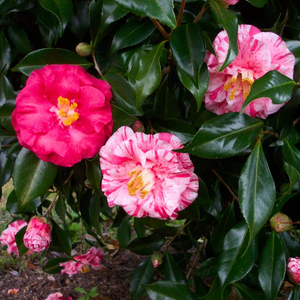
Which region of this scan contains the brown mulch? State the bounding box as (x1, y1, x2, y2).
(0, 250, 147, 300)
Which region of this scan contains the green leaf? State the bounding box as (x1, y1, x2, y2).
(163, 252, 187, 284)
(195, 257, 218, 278)
(0, 151, 14, 188)
(198, 277, 229, 300)
(89, 192, 102, 233)
(117, 216, 131, 248)
(288, 286, 300, 300)
(170, 23, 206, 87)
(258, 231, 286, 300)
(38, 0, 73, 36)
(7, 26, 33, 55)
(104, 72, 143, 116)
(15, 226, 28, 257)
(0, 100, 15, 132)
(241, 71, 295, 111)
(127, 234, 165, 255)
(0, 73, 15, 106)
(177, 113, 263, 158)
(130, 256, 155, 300)
(111, 104, 138, 132)
(135, 41, 166, 108)
(113, 0, 176, 29)
(85, 158, 102, 193)
(110, 18, 155, 55)
(233, 283, 266, 300)
(282, 139, 300, 176)
(217, 221, 257, 296)
(13, 148, 58, 212)
(245, 0, 268, 8)
(286, 40, 300, 65)
(239, 140, 276, 243)
(43, 257, 70, 274)
(50, 220, 72, 255)
(0, 31, 12, 74)
(12, 49, 93, 76)
(280, 232, 300, 258)
(89, 0, 104, 47)
(209, 0, 238, 71)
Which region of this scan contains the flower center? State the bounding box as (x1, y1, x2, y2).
(127, 168, 155, 199)
(50, 96, 79, 127)
(224, 71, 254, 100)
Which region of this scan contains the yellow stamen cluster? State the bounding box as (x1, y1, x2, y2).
(56, 96, 79, 127)
(127, 169, 154, 199)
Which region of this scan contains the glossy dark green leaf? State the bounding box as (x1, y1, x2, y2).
(217, 221, 257, 296)
(195, 257, 218, 277)
(209, 0, 238, 71)
(104, 72, 143, 116)
(177, 113, 263, 158)
(163, 252, 187, 284)
(233, 283, 266, 300)
(85, 158, 101, 193)
(287, 286, 300, 300)
(89, 0, 104, 47)
(258, 231, 286, 300)
(239, 140, 276, 242)
(50, 220, 72, 256)
(198, 277, 231, 300)
(0, 151, 13, 188)
(110, 18, 155, 55)
(134, 218, 146, 238)
(7, 26, 33, 55)
(43, 257, 70, 274)
(12, 49, 93, 76)
(286, 40, 300, 65)
(89, 193, 102, 233)
(0, 31, 12, 74)
(127, 234, 165, 255)
(280, 232, 300, 258)
(135, 41, 166, 108)
(246, 0, 268, 8)
(145, 281, 197, 300)
(281, 162, 299, 196)
(0, 100, 15, 132)
(170, 23, 205, 87)
(38, 0, 73, 36)
(241, 71, 295, 111)
(13, 148, 58, 212)
(111, 104, 138, 132)
(130, 256, 155, 300)
(113, 0, 177, 29)
(6, 190, 18, 214)
(0, 73, 15, 106)
(282, 139, 300, 176)
(15, 226, 28, 257)
(117, 216, 131, 248)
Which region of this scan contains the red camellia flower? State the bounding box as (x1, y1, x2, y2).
(100, 126, 199, 220)
(287, 257, 300, 285)
(0, 220, 27, 256)
(12, 64, 113, 167)
(23, 216, 52, 252)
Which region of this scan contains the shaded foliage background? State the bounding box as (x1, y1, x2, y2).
(1, 0, 300, 299)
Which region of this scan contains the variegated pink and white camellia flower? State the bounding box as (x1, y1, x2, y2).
(204, 24, 295, 118)
(12, 64, 113, 167)
(99, 126, 199, 220)
(23, 216, 52, 252)
(45, 292, 72, 300)
(59, 247, 104, 277)
(0, 220, 27, 256)
(287, 257, 300, 285)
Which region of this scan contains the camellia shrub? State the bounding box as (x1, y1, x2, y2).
(0, 0, 300, 299)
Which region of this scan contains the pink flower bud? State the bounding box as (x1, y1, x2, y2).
(45, 292, 72, 300)
(287, 257, 300, 285)
(152, 252, 163, 268)
(130, 120, 145, 133)
(270, 212, 293, 233)
(0, 220, 27, 256)
(23, 216, 52, 252)
(75, 42, 92, 57)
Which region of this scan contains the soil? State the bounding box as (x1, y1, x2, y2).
(0, 249, 148, 300)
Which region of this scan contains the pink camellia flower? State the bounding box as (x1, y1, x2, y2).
(45, 292, 72, 300)
(23, 216, 52, 252)
(99, 126, 199, 220)
(287, 257, 300, 285)
(59, 247, 104, 277)
(12, 64, 113, 167)
(0, 220, 27, 256)
(204, 24, 295, 119)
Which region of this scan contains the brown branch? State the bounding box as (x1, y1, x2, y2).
(92, 53, 103, 77)
(193, 3, 209, 23)
(152, 19, 170, 40)
(261, 130, 279, 138)
(43, 190, 60, 217)
(280, 9, 289, 38)
(211, 169, 239, 202)
(177, 0, 187, 27)
(166, 220, 192, 247)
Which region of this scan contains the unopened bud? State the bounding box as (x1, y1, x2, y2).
(75, 42, 92, 57)
(287, 257, 300, 285)
(130, 120, 145, 133)
(270, 212, 293, 233)
(152, 251, 163, 268)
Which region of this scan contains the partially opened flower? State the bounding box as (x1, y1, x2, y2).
(204, 24, 295, 118)
(100, 126, 199, 220)
(45, 292, 72, 300)
(23, 216, 52, 252)
(287, 257, 300, 285)
(12, 64, 113, 167)
(0, 220, 27, 256)
(59, 247, 104, 277)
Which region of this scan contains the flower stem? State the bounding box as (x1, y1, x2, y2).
(193, 3, 209, 23)
(151, 19, 170, 40)
(177, 0, 187, 27)
(43, 190, 60, 217)
(166, 220, 192, 247)
(261, 130, 279, 138)
(92, 53, 103, 77)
